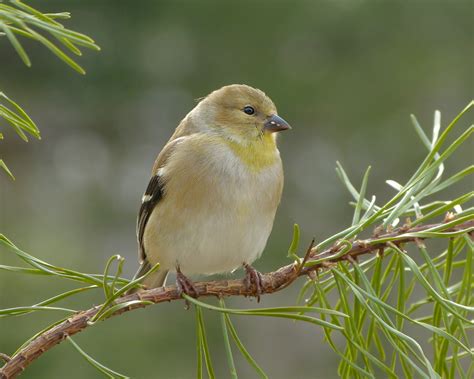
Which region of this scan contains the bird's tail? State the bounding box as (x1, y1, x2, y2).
(127, 261, 169, 294)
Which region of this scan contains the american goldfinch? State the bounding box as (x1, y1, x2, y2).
(131, 84, 290, 297)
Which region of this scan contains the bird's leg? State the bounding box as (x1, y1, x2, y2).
(176, 266, 198, 308)
(243, 263, 264, 302)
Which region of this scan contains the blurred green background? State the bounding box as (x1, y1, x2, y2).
(0, 1, 472, 378)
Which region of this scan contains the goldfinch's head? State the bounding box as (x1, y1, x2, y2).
(197, 84, 291, 143)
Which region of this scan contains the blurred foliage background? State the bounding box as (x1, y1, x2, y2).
(0, 1, 472, 378)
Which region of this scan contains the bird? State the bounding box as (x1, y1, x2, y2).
(130, 84, 291, 298)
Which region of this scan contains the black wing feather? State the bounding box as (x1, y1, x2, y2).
(137, 174, 164, 262)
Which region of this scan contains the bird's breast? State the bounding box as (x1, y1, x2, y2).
(144, 136, 284, 274)
(162, 135, 283, 213)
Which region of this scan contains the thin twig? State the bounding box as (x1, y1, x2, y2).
(0, 219, 472, 379)
(299, 238, 316, 274)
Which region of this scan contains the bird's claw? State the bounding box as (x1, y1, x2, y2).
(243, 263, 263, 302)
(176, 267, 198, 309)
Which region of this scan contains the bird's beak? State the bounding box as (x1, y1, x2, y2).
(263, 114, 292, 133)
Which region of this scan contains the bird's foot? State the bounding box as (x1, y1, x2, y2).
(243, 263, 263, 302)
(176, 267, 198, 309)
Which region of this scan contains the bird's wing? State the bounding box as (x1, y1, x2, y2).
(137, 136, 188, 263)
(137, 175, 163, 262)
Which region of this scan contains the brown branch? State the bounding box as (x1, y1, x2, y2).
(1, 219, 472, 378)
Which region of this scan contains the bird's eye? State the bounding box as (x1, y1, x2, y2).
(243, 106, 255, 115)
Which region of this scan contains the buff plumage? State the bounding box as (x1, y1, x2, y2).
(132, 84, 291, 293)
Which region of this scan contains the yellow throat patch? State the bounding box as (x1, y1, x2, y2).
(224, 134, 278, 172)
